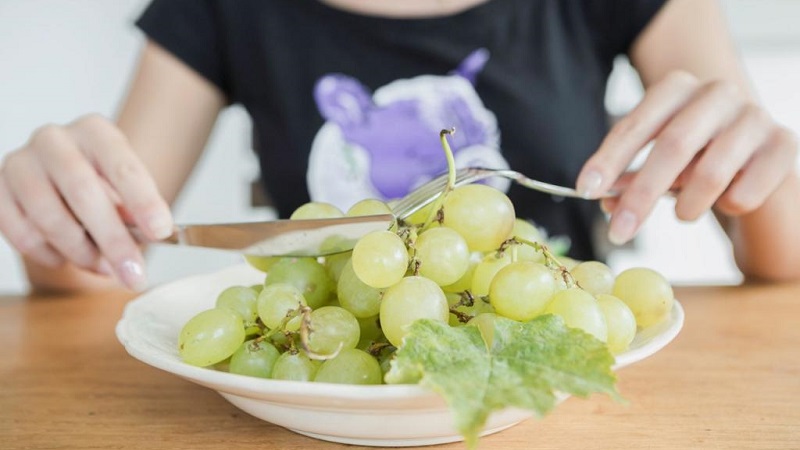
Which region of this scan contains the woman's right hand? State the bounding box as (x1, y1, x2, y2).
(0, 114, 173, 290)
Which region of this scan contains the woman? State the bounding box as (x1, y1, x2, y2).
(0, 0, 797, 292)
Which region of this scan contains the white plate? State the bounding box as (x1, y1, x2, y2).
(116, 264, 684, 447)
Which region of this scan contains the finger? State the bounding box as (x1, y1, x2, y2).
(608, 172, 637, 193)
(99, 178, 139, 226)
(98, 177, 138, 226)
(716, 127, 799, 216)
(4, 144, 101, 271)
(0, 174, 64, 268)
(69, 115, 173, 240)
(600, 172, 637, 215)
(577, 71, 700, 198)
(599, 197, 618, 215)
(31, 127, 148, 290)
(607, 80, 746, 245)
(600, 158, 696, 214)
(674, 104, 773, 221)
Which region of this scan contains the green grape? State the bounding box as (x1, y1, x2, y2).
(415, 227, 470, 286)
(571, 261, 615, 296)
(337, 259, 383, 318)
(307, 306, 360, 356)
(442, 251, 481, 293)
(229, 339, 280, 378)
(314, 348, 382, 385)
(324, 251, 351, 284)
(215, 285, 259, 325)
(244, 325, 263, 337)
(467, 312, 498, 348)
(596, 294, 637, 355)
(271, 351, 320, 381)
(404, 201, 435, 225)
(264, 257, 334, 309)
(612, 267, 674, 328)
(559, 256, 580, 271)
(257, 283, 307, 331)
(244, 255, 280, 273)
(471, 251, 512, 297)
(442, 184, 515, 252)
(346, 198, 392, 216)
(356, 315, 384, 350)
(250, 284, 264, 294)
(351, 230, 409, 289)
(470, 297, 495, 316)
(179, 308, 246, 367)
(214, 357, 231, 372)
(290, 201, 344, 219)
(489, 261, 556, 321)
(544, 288, 608, 342)
(268, 330, 294, 349)
(380, 276, 449, 347)
(511, 218, 545, 263)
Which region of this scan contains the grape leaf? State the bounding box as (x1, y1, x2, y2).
(385, 314, 620, 448)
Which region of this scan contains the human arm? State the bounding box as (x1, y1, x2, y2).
(576, 0, 800, 281)
(0, 41, 226, 293)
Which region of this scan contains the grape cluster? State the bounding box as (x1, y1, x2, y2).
(178, 188, 674, 384)
(178, 130, 674, 384)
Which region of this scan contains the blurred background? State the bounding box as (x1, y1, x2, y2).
(1, 0, 799, 293)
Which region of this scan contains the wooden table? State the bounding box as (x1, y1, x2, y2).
(1, 282, 799, 450)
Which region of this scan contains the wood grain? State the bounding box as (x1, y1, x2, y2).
(1, 282, 799, 449)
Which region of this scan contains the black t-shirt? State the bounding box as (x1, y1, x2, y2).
(137, 0, 666, 260)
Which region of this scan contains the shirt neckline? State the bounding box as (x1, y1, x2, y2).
(305, 0, 510, 31)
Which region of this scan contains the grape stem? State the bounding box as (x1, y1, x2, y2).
(449, 291, 477, 324)
(502, 237, 577, 288)
(366, 341, 395, 357)
(421, 128, 457, 230)
(449, 308, 473, 324)
(404, 226, 422, 276)
(262, 305, 303, 340)
(453, 290, 476, 308)
(298, 305, 344, 361)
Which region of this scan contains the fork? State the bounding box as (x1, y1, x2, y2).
(391, 167, 611, 219)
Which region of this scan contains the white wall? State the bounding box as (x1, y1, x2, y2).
(0, 1, 799, 293)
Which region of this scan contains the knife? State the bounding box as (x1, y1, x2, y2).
(132, 214, 395, 257)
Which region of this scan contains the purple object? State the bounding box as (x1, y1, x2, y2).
(313, 49, 498, 199)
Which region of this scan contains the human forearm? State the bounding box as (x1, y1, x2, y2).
(117, 42, 225, 205)
(721, 173, 800, 281)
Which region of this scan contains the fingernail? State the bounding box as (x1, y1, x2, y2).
(609, 210, 637, 246)
(147, 214, 174, 240)
(577, 171, 603, 199)
(119, 259, 148, 291)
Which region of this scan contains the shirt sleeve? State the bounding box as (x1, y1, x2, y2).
(136, 0, 231, 98)
(584, 0, 669, 61)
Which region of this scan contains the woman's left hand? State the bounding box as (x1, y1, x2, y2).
(576, 70, 798, 245)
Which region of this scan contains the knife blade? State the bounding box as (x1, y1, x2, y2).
(133, 214, 395, 257)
